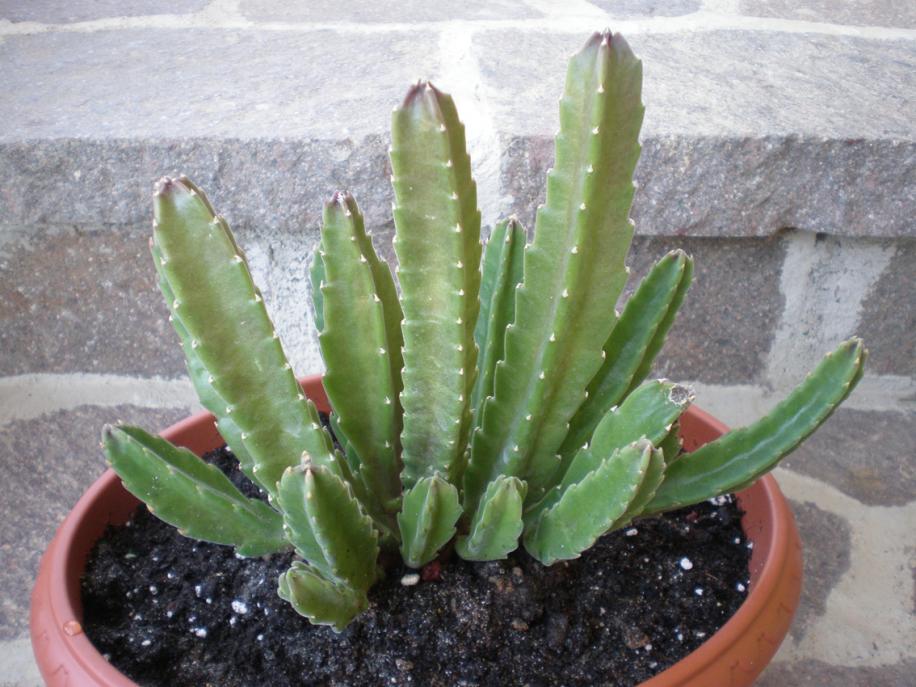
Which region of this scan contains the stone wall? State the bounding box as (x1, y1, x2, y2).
(1, 1, 913, 684)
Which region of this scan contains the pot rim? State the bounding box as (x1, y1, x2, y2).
(31, 374, 796, 687)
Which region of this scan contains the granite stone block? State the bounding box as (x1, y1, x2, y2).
(857, 240, 916, 377)
(588, 0, 700, 17)
(0, 0, 209, 23)
(787, 500, 851, 641)
(484, 29, 915, 238)
(740, 0, 916, 30)
(758, 658, 916, 687)
(0, 225, 186, 377)
(240, 0, 541, 22)
(0, 29, 440, 141)
(780, 409, 915, 507)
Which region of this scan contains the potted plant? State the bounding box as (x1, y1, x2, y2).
(31, 31, 864, 686)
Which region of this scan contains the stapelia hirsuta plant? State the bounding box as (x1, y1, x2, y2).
(103, 31, 865, 631)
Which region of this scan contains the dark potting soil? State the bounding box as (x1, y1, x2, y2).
(82, 446, 752, 687)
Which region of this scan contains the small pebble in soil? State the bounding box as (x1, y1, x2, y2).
(83, 444, 752, 687)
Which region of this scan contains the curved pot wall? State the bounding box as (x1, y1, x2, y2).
(31, 375, 801, 687)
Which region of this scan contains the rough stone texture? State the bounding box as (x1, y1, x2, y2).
(0, 29, 913, 239)
(787, 500, 851, 641)
(758, 657, 916, 687)
(480, 31, 914, 139)
(240, 0, 541, 22)
(0, 0, 209, 23)
(0, 404, 188, 639)
(740, 0, 916, 30)
(857, 240, 916, 377)
(622, 236, 786, 384)
(485, 30, 915, 238)
(502, 134, 915, 238)
(0, 29, 440, 141)
(0, 138, 393, 245)
(589, 0, 700, 17)
(780, 409, 916, 507)
(0, 225, 185, 377)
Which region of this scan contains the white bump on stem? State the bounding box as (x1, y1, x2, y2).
(233, 255, 243, 264)
(592, 126, 599, 135)
(562, 289, 569, 298)
(579, 203, 586, 211)
(571, 246, 579, 254)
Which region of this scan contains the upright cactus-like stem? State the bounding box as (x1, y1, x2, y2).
(561, 250, 692, 467)
(465, 32, 644, 510)
(470, 218, 527, 423)
(391, 82, 482, 488)
(152, 178, 340, 499)
(318, 192, 403, 531)
(398, 475, 462, 568)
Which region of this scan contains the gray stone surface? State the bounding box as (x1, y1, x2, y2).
(0, 225, 186, 377)
(240, 0, 541, 22)
(623, 236, 786, 384)
(477, 31, 914, 140)
(0, 28, 913, 238)
(740, 0, 916, 30)
(858, 240, 916, 377)
(780, 409, 916, 507)
(788, 500, 851, 641)
(588, 0, 700, 17)
(758, 657, 916, 687)
(0, 137, 392, 242)
(0, 404, 188, 639)
(0, 29, 440, 141)
(486, 30, 915, 238)
(502, 135, 915, 238)
(0, 0, 209, 23)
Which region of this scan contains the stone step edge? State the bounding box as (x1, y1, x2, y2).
(1, 134, 913, 239)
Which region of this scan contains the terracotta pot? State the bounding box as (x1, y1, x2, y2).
(31, 375, 801, 686)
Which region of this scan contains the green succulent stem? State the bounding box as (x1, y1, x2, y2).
(103, 425, 286, 556)
(318, 192, 403, 532)
(152, 177, 340, 499)
(391, 82, 482, 488)
(645, 338, 867, 513)
(465, 32, 645, 512)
